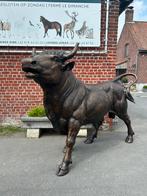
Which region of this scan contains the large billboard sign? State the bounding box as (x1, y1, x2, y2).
(0, 0, 101, 47)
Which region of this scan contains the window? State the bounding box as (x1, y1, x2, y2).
(124, 43, 129, 57)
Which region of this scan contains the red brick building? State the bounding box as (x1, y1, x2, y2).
(0, 0, 131, 124)
(117, 6, 147, 91)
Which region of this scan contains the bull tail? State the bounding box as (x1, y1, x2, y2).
(112, 73, 137, 83)
(113, 73, 137, 91)
(113, 73, 137, 103)
(125, 90, 135, 103)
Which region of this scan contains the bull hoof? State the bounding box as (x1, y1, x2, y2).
(84, 138, 94, 144)
(56, 166, 69, 176)
(125, 135, 134, 143)
(56, 161, 72, 177)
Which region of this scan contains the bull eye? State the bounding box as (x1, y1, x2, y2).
(31, 61, 36, 65)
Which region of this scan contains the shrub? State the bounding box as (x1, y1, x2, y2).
(121, 77, 128, 83)
(27, 106, 46, 117)
(143, 85, 147, 89)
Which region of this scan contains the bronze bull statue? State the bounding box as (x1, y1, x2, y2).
(21, 43, 137, 176)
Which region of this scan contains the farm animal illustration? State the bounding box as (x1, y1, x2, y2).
(76, 21, 88, 38)
(0, 20, 11, 31)
(85, 28, 94, 39)
(63, 11, 78, 39)
(29, 20, 34, 27)
(40, 16, 62, 38)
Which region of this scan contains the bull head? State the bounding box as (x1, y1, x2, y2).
(21, 43, 79, 85)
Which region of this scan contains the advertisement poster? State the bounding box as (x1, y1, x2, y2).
(0, 0, 101, 47)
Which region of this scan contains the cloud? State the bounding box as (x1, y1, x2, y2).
(132, 0, 147, 20)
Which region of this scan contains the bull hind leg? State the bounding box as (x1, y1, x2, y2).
(117, 113, 134, 143)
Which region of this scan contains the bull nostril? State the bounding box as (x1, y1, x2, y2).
(31, 61, 36, 65)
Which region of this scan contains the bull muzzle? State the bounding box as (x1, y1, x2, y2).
(21, 58, 33, 65)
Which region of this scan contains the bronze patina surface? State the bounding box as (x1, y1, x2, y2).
(22, 43, 137, 176)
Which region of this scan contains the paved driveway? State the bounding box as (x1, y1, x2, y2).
(0, 93, 147, 196)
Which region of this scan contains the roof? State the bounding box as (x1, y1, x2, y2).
(116, 59, 128, 66)
(127, 22, 147, 50)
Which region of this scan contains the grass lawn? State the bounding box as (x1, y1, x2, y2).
(0, 126, 26, 136)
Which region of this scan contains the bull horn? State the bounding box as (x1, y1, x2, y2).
(63, 43, 79, 61)
(32, 48, 36, 56)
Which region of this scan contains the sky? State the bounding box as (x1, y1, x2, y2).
(118, 0, 147, 39)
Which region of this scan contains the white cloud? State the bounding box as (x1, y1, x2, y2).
(132, 0, 147, 20)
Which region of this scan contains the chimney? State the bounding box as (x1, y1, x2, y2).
(125, 6, 134, 23)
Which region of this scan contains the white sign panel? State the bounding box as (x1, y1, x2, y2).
(0, 1, 101, 47)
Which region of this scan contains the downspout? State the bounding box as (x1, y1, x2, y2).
(103, 0, 109, 53)
(135, 50, 139, 77)
(135, 50, 139, 91)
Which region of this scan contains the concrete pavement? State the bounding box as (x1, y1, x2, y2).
(0, 92, 147, 196)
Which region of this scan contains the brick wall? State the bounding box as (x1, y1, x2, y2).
(0, 1, 119, 124)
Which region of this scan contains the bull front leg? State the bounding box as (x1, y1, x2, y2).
(56, 117, 80, 176)
(84, 121, 103, 144)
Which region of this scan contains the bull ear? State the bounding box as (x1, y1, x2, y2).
(61, 61, 75, 72)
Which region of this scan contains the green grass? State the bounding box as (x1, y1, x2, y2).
(143, 85, 147, 89)
(0, 125, 25, 136)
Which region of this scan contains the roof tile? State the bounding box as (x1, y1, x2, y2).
(128, 22, 147, 49)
